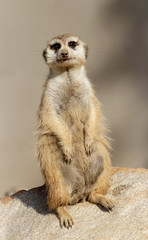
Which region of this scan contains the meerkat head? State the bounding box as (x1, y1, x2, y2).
(43, 34, 88, 69)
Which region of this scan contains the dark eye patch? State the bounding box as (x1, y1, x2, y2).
(50, 43, 61, 50)
(68, 41, 78, 48)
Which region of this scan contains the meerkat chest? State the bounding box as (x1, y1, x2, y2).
(48, 76, 91, 115)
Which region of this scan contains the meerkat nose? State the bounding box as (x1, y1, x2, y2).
(61, 51, 68, 59)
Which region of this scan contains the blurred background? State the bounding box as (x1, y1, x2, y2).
(0, 0, 148, 197)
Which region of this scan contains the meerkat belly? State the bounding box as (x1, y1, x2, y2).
(59, 127, 104, 203)
(60, 152, 104, 203)
(54, 86, 104, 200)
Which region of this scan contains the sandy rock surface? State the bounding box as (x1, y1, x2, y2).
(0, 167, 148, 240)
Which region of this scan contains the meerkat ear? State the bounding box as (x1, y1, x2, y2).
(84, 44, 88, 59)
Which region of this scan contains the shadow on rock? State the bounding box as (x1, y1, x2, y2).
(14, 185, 50, 215)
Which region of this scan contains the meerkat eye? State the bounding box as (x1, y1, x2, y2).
(50, 43, 61, 50)
(68, 41, 78, 48)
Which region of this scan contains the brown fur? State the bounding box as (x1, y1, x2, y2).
(37, 34, 114, 228)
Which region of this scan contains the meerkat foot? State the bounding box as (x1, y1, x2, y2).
(62, 146, 73, 164)
(85, 137, 94, 155)
(56, 206, 74, 229)
(88, 193, 115, 211)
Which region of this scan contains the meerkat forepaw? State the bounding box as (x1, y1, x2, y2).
(63, 146, 73, 164)
(85, 137, 94, 155)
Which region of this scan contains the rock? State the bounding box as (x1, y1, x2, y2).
(0, 167, 148, 240)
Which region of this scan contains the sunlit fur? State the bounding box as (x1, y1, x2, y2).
(37, 34, 114, 228)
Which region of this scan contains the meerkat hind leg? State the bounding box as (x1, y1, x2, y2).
(56, 206, 74, 229)
(88, 192, 115, 211)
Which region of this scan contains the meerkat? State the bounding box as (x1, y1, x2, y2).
(37, 33, 114, 228)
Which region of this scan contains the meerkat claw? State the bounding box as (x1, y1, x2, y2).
(63, 146, 73, 164)
(85, 138, 94, 155)
(60, 214, 74, 229)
